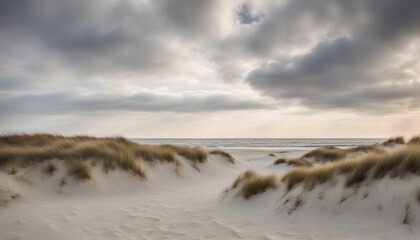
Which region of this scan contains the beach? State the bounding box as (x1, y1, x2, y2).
(1, 138, 419, 240)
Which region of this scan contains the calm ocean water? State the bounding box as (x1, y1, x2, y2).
(131, 138, 385, 150)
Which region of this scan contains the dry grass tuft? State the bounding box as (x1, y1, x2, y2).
(303, 146, 347, 162)
(408, 135, 420, 145)
(161, 145, 207, 163)
(286, 158, 313, 167)
(0, 134, 208, 180)
(227, 170, 278, 199)
(348, 145, 383, 153)
(9, 167, 17, 175)
(273, 158, 312, 167)
(282, 145, 420, 191)
(382, 136, 405, 146)
(403, 204, 411, 224)
(303, 167, 334, 190)
(345, 156, 377, 187)
(281, 169, 307, 190)
(417, 188, 420, 203)
(273, 158, 286, 165)
(268, 153, 275, 157)
(209, 150, 235, 164)
(302, 145, 383, 163)
(44, 162, 57, 176)
(68, 159, 92, 180)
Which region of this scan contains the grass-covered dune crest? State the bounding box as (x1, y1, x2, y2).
(228, 143, 420, 198)
(0, 134, 209, 180)
(282, 144, 420, 191)
(223, 140, 420, 227)
(209, 150, 235, 164)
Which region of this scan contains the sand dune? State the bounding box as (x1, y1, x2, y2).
(1, 137, 419, 239)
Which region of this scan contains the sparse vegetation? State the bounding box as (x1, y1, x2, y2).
(268, 153, 275, 157)
(227, 170, 278, 199)
(408, 135, 420, 145)
(302, 146, 347, 162)
(282, 145, 420, 191)
(403, 203, 411, 224)
(8, 167, 17, 175)
(0, 134, 209, 180)
(273, 158, 312, 167)
(417, 188, 420, 203)
(209, 150, 235, 164)
(382, 136, 405, 146)
(161, 145, 208, 163)
(44, 162, 57, 176)
(302, 145, 383, 163)
(68, 159, 92, 180)
(273, 158, 286, 165)
(287, 158, 313, 167)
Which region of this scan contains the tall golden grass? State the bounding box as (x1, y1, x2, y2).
(408, 135, 420, 145)
(302, 145, 383, 163)
(227, 170, 278, 199)
(0, 134, 208, 180)
(382, 136, 405, 146)
(273, 158, 312, 167)
(282, 144, 420, 191)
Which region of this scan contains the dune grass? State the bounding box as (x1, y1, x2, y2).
(302, 146, 348, 162)
(281, 145, 420, 191)
(286, 158, 313, 167)
(408, 136, 420, 145)
(382, 136, 405, 146)
(0, 134, 208, 180)
(68, 159, 92, 180)
(227, 170, 278, 199)
(273, 158, 286, 165)
(43, 162, 57, 176)
(302, 144, 384, 163)
(273, 158, 312, 167)
(161, 145, 208, 163)
(209, 150, 235, 164)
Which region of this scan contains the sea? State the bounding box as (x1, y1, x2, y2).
(131, 138, 385, 150)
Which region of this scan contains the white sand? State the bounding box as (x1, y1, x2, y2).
(0, 148, 419, 240)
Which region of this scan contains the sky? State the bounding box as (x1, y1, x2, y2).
(1, 0, 420, 138)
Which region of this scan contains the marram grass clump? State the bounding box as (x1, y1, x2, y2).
(43, 162, 57, 176)
(382, 136, 405, 146)
(68, 159, 92, 180)
(273, 158, 312, 167)
(209, 150, 235, 164)
(0, 134, 209, 180)
(227, 170, 278, 199)
(161, 145, 208, 163)
(302, 145, 383, 163)
(302, 146, 347, 162)
(273, 158, 286, 165)
(408, 136, 420, 145)
(281, 145, 420, 191)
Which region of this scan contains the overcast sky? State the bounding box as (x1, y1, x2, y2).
(1, 0, 420, 138)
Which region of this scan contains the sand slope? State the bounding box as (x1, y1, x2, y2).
(1, 149, 419, 239)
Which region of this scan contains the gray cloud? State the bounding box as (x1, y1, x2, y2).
(237, 3, 263, 25)
(0, 89, 270, 114)
(1, 0, 420, 118)
(243, 0, 420, 112)
(0, 0, 220, 86)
